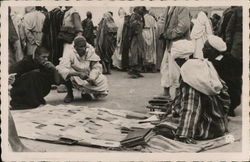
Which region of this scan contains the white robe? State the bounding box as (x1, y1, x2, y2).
(190, 11, 212, 58)
(112, 16, 125, 69)
(57, 44, 108, 94)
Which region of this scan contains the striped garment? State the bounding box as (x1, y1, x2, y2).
(172, 81, 230, 140)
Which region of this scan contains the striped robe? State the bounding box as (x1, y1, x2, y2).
(172, 81, 230, 140)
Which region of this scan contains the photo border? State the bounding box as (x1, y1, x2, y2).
(1, 0, 249, 161)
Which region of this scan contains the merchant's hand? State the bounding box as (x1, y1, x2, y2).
(86, 78, 96, 86)
(43, 61, 56, 70)
(78, 72, 89, 80)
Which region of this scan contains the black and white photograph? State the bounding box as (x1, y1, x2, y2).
(1, 0, 249, 161)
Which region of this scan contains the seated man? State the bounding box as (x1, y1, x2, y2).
(57, 36, 108, 103)
(9, 46, 61, 109)
(203, 35, 242, 117)
(163, 37, 230, 143)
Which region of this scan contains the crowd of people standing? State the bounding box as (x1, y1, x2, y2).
(8, 6, 242, 115)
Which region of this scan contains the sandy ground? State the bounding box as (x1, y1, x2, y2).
(12, 70, 242, 152)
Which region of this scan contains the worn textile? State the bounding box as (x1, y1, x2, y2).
(173, 82, 230, 139)
(23, 11, 45, 56)
(181, 59, 223, 96)
(128, 12, 145, 67)
(162, 7, 191, 49)
(156, 15, 166, 70)
(171, 40, 194, 59)
(190, 11, 212, 58)
(142, 13, 157, 65)
(204, 51, 242, 112)
(207, 35, 227, 52)
(161, 7, 191, 88)
(218, 7, 235, 41)
(82, 18, 95, 46)
(62, 8, 83, 32)
(9, 14, 19, 67)
(96, 13, 117, 73)
(61, 8, 83, 59)
(9, 56, 55, 109)
(112, 15, 125, 69)
(120, 15, 131, 69)
(42, 7, 65, 66)
(57, 44, 108, 94)
(11, 13, 25, 62)
(225, 7, 242, 60)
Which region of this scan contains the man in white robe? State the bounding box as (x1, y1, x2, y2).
(57, 36, 108, 103)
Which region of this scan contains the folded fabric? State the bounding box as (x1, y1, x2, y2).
(181, 59, 223, 95)
(171, 40, 195, 59)
(207, 35, 227, 52)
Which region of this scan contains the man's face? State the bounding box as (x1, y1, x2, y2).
(35, 53, 49, 65)
(74, 44, 87, 57)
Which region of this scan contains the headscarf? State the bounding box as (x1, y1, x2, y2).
(207, 35, 227, 52)
(103, 12, 113, 21)
(171, 40, 195, 59)
(102, 12, 117, 33)
(118, 7, 126, 18)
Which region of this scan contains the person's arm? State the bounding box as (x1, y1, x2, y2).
(87, 61, 102, 86)
(56, 52, 87, 81)
(89, 61, 102, 80)
(72, 12, 83, 34)
(23, 15, 37, 45)
(163, 7, 191, 40)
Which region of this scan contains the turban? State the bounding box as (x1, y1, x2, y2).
(207, 35, 227, 52)
(171, 40, 195, 59)
(74, 35, 86, 47)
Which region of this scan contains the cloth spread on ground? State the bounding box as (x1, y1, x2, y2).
(11, 104, 241, 152)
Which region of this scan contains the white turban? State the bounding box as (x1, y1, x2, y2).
(207, 35, 227, 52)
(171, 40, 195, 59)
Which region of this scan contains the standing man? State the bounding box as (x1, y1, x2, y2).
(160, 7, 191, 99)
(82, 11, 95, 46)
(23, 7, 45, 56)
(128, 6, 146, 78)
(225, 7, 242, 116)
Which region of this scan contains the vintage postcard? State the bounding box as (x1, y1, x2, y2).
(1, 0, 249, 161)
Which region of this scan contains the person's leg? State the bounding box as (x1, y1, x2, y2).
(64, 80, 74, 103)
(135, 65, 144, 77)
(128, 66, 139, 78)
(106, 61, 111, 74)
(163, 87, 171, 98)
(9, 112, 30, 152)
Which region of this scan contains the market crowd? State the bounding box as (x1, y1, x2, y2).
(8, 6, 242, 147)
